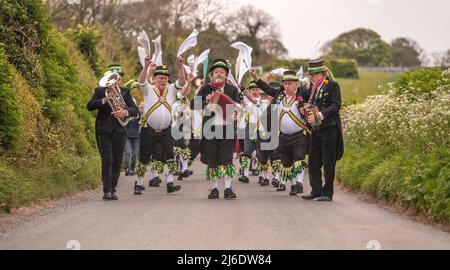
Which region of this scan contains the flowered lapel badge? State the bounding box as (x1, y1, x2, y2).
(319, 80, 329, 99)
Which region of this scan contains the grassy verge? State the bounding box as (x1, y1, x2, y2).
(339, 72, 401, 105)
(337, 68, 450, 223)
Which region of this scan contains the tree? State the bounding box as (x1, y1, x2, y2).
(222, 5, 287, 65)
(324, 28, 392, 67)
(432, 49, 450, 68)
(44, 0, 289, 72)
(391, 37, 422, 67)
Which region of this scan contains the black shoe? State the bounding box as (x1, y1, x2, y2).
(261, 178, 270, 186)
(148, 179, 155, 187)
(111, 193, 119, 200)
(134, 181, 143, 195)
(258, 176, 264, 184)
(317, 195, 333, 202)
(177, 175, 184, 181)
(276, 183, 286, 192)
(167, 182, 181, 193)
(271, 179, 280, 188)
(289, 184, 298, 196)
(208, 188, 219, 199)
(149, 177, 161, 187)
(103, 193, 112, 200)
(184, 170, 193, 177)
(224, 188, 237, 200)
(239, 176, 249, 184)
(252, 170, 259, 176)
(125, 169, 130, 176)
(296, 183, 303, 194)
(302, 194, 321, 200)
(138, 185, 145, 191)
(155, 177, 162, 184)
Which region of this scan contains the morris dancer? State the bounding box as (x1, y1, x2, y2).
(196, 59, 241, 200)
(238, 81, 262, 184)
(251, 69, 310, 196)
(133, 57, 188, 195)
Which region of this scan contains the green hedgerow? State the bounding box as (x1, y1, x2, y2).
(0, 47, 21, 148)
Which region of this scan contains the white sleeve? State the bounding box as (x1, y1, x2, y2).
(139, 80, 150, 96)
(174, 80, 182, 90)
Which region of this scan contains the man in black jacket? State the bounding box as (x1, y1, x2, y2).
(87, 64, 138, 201)
(301, 59, 344, 202)
(196, 58, 241, 200)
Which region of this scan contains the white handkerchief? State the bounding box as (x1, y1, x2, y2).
(138, 46, 146, 68)
(137, 30, 151, 57)
(297, 66, 304, 79)
(231, 42, 253, 84)
(177, 29, 199, 57)
(310, 40, 321, 60)
(227, 72, 239, 89)
(197, 49, 210, 65)
(152, 35, 163, 66)
(231, 42, 253, 69)
(271, 68, 288, 76)
(187, 55, 196, 76)
(183, 64, 192, 75)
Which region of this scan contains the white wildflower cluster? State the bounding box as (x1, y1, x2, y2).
(342, 88, 450, 153)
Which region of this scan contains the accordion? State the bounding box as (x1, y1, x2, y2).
(304, 103, 321, 130)
(210, 90, 237, 124)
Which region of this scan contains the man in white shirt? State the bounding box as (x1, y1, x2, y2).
(250, 69, 311, 196)
(133, 56, 187, 194)
(238, 81, 262, 184)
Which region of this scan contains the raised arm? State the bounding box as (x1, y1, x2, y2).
(176, 57, 186, 87)
(179, 72, 193, 98)
(250, 68, 280, 97)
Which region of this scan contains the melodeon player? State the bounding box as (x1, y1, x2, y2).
(196, 59, 241, 200)
(302, 59, 344, 202)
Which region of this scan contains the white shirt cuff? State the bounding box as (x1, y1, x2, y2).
(175, 80, 182, 89)
(139, 80, 148, 87)
(176, 91, 185, 100)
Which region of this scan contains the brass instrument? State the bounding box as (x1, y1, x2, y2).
(99, 72, 131, 126)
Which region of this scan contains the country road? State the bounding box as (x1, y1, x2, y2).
(0, 159, 449, 250)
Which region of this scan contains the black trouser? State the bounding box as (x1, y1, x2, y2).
(278, 132, 309, 167)
(308, 126, 338, 198)
(189, 138, 201, 161)
(256, 136, 279, 166)
(97, 129, 126, 194)
(139, 127, 174, 164)
(203, 138, 234, 169)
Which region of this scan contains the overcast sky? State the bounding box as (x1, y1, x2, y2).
(236, 0, 450, 59)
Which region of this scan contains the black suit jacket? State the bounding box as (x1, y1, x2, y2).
(255, 79, 309, 132)
(195, 83, 240, 164)
(87, 86, 138, 134)
(307, 78, 344, 160)
(196, 83, 241, 131)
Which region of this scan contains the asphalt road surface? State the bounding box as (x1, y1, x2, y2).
(1, 159, 449, 250)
